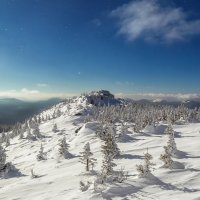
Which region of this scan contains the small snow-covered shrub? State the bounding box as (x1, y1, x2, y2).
(136, 150, 154, 177)
(80, 180, 91, 192)
(113, 167, 128, 183)
(30, 169, 39, 179)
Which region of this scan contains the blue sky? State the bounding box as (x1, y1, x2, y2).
(0, 0, 200, 100)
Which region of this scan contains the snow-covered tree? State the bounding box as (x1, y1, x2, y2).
(52, 123, 58, 133)
(101, 130, 118, 176)
(38, 115, 41, 124)
(120, 123, 128, 135)
(0, 145, 18, 177)
(165, 126, 177, 156)
(136, 149, 154, 177)
(24, 120, 29, 130)
(0, 132, 6, 144)
(5, 134, 10, 147)
(102, 126, 120, 158)
(0, 145, 6, 171)
(58, 136, 72, 159)
(56, 109, 62, 117)
(19, 130, 24, 139)
(37, 143, 46, 161)
(26, 128, 34, 140)
(117, 123, 129, 142)
(160, 146, 173, 169)
(32, 123, 42, 138)
(52, 111, 56, 119)
(80, 142, 96, 172)
(101, 153, 116, 177)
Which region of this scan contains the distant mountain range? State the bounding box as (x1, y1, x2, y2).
(0, 98, 61, 125)
(0, 93, 200, 126)
(126, 99, 200, 109)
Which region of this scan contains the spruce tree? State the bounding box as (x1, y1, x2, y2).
(52, 123, 58, 133)
(136, 149, 154, 177)
(37, 143, 46, 161)
(117, 123, 128, 141)
(27, 128, 34, 140)
(165, 125, 177, 156)
(0, 145, 6, 171)
(101, 153, 116, 176)
(101, 130, 118, 176)
(103, 126, 120, 158)
(5, 134, 10, 147)
(19, 130, 24, 139)
(80, 142, 96, 172)
(32, 123, 42, 138)
(160, 146, 173, 169)
(58, 136, 72, 159)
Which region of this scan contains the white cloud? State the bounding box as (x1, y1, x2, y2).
(37, 83, 48, 87)
(115, 92, 200, 101)
(21, 88, 40, 94)
(111, 0, 200, 43)
(0, 88, 76, 100)
(115, 81, 134, 86)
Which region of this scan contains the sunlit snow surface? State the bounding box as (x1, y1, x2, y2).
(0, 98, 200, 200)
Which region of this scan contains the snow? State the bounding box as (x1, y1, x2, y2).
(0, 97, 200, 200)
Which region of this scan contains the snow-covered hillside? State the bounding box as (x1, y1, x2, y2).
(0, 92, 200, 200)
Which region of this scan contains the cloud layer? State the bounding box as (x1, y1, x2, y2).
(0, 88, 76, 100)
(37, 83, 48, 87)
(115, 92, 200, 102)
(111, 0, 200, 42)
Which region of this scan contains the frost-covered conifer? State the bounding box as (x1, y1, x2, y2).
(0, 145, 6, 171)
(52, 123, 58, 133)
(26, 128, 34, 140)
(136, 149, 154, 177)
(165, 126, 177, 156)
(80, 142, 96, 172)
(37, 115, 41, 124)
(58, 136, 72, 159)
(101, 153, 116, 177)
(56, 109, 62, 117)
(120, 123, 128, 135)
(0, 132, 6, 144)
(24, 120, 29, 130)
(5, 134, 10, 147)
(117, 123, 129, 142)
(160, 146, 173, 169)
(32, 123, 42, 138)
(101, 128, 119, 176)
(19, 130, 24, 139)
(102, 126, 120, 158)
(37, 143, 46, 161)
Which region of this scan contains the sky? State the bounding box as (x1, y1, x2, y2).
(0, 0, 200, 100)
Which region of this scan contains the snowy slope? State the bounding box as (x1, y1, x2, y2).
(0, 96, 200, 200)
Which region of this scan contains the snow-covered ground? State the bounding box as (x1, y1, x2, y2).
(0, 98, 200, 200)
